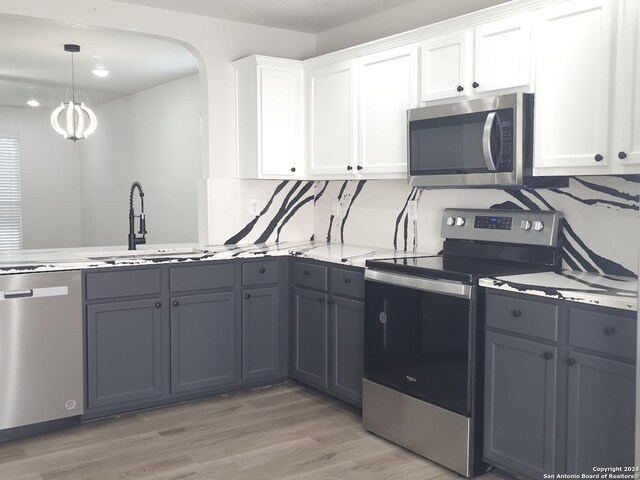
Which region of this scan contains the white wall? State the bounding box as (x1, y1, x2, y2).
(0, 1, 317, 246)
(315, 0, 509, 55)
(0, 1, 316, 181)
(0, 106, 83, 248)
(81, 75, 201, 246)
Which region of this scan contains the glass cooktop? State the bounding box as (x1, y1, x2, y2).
(366, 255, 552, 284)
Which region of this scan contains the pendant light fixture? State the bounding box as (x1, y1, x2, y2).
(51, 44, 98, 141)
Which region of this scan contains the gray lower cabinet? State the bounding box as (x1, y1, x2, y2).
(292, 261, 365, 407)
(87, 298, 163, 408)
(242, 286, 280, 381)
(485, 291, 636, 479)
(293, 287, 329, 390)
(84, 260, 290, 417)
(484, 331, 557, 479)
(566, 351, 635, 474)
(170, 292, 236, 394)
(330, 296, 364, 405)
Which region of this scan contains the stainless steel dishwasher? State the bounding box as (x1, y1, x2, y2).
(0, 271, 83, 430)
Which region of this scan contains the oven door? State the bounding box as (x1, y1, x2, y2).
(408, 93, 527, 188)
(364, 270, 474, 415)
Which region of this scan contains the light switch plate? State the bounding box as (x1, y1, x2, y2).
(249, 199, 260, 216)
(331, 198, 340, 218)
(407, 200, 418, 224)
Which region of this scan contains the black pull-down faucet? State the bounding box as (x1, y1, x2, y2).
(128, 181, 147, 250)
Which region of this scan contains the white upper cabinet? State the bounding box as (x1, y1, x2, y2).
(420, 31, 471, 102)
(234, 56, 304, 179)
(473, 16, 532, 93)
(612, 0, 640, 170)
(308, 61, 358, 176)
(358, 45, 418, 175)
(533, 0, 615, 176)
(419, 17, 531, 105)
(235, 0, 640, 180)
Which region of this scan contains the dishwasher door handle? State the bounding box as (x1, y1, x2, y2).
(4, 289, 34, 299)
(2, 286, 68, 301)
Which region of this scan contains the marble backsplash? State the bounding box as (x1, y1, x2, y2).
(216, 176, 639, 277)
(313, 176, 640, 277)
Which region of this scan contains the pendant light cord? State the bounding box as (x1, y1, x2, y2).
(71, 52, 76, 103)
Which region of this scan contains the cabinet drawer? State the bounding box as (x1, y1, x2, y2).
(243, 261, 279, 286)
(486, 294, 559, 342)
(569, 307, 636, 360)
(331, 267, 364, 299)
(169, 263, 234, 292)
(294, 262, 328, 291)
(86, 268, 161, 300)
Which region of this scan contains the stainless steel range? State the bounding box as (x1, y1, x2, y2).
(362, 208, 564, 477)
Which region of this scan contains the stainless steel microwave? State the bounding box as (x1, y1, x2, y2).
(408, 93, 535, 188)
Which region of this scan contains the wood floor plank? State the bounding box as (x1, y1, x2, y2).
(0, 442, 28, 465)
(0, 383, 470, 480)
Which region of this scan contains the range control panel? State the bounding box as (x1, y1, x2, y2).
(474, 215, 513, 230)
(441, 208, 563, 247)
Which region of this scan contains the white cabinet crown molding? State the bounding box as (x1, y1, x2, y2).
(302, 0, 568, 69)
(232, 55, 303, 70)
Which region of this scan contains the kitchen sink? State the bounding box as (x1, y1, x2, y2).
(85, 247, 209, 262)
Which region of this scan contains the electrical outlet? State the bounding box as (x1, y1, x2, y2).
(407, 200, 418, 224)
(249, 199, 260, 216)
(331, 198, 340, 218)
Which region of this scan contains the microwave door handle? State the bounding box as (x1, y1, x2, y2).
(482, 112, 497, 172)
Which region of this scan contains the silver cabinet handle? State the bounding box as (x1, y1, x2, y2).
(482, 112, 497, 172)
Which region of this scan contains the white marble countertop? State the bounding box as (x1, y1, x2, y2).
(3, 244, 637, 312)
(480, 271, 638, 312)
(0, 241, 429, 274)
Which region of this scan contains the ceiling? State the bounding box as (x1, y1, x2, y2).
(0, 16, 198, 109)
(110, 0, 420, 34)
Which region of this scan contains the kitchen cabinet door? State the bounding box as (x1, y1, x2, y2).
(242, 286, 281, 381)
(87, 299, 163, 408)
(566, 352, 635, 474)
(330, 296, 364, 406)
(308, 61, 358, 176)
(484, 331, 557, 478)
(293, 287, 329, 390)
(612, 0, 640, 172)
(358, 45, 418, 175)
(420, 30, 471, 103)
(258, 66, 304, 177)
(473, 16, 531, 94)
(170, 292, 236, 394)
(234, 56, 303, 179)
(533, 0, 615, 176)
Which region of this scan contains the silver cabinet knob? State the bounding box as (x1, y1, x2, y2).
(446, 216, 455, 226)
(521, 220, 532, 230)
(455, 217, 466, 227)
(532, 221, 544, 231)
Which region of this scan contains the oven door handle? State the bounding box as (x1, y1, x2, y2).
(482, 112, 497, 172)
(364, 269, 472, 299)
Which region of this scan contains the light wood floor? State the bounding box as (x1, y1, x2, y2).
(0, 383, 496, 480)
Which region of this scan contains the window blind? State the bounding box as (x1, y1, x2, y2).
(0, 132, 22, 250)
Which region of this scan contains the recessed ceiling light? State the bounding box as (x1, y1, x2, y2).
(26, 99, 40, 107)
(92, 68, 110, 77)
